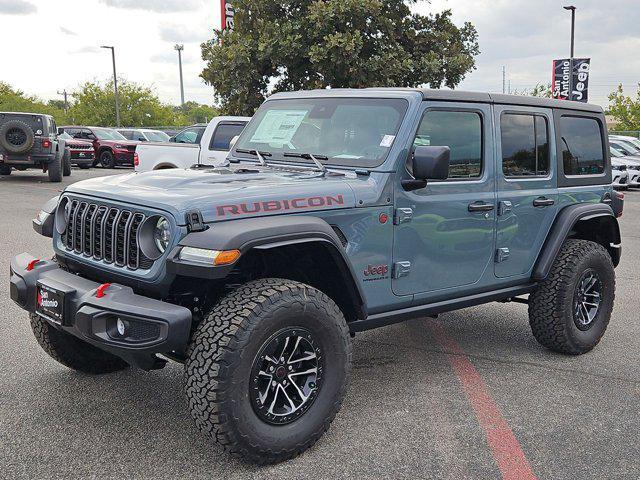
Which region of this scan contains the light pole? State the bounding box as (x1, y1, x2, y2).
(100, 45, 121, 126)
(563, 6, 576, 100)
(174, 44, 185, 106)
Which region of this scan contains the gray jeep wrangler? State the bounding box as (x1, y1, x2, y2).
(10, 89, 622, 464)
(0, 112, 71, 181)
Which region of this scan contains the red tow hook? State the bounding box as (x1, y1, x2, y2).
(26, 259, 41, 271)
(95, 283, 112, 298)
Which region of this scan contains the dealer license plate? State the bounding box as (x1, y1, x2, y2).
(36, 282, 65, 325)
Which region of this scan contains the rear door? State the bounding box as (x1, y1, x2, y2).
(494, 106, 558, 278)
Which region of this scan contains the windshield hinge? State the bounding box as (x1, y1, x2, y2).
(185, 210, 206, 232)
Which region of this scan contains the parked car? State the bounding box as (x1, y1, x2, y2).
(610, 146, 640, 187)
(611, 157, 629, 189)
(57, 132, 94, 169)
(59, 126, 138, 168)
(610, 134, 640, 151)
(117, 128, 170, 142)
(135, 116, 249, 171)
(0, 112, 69, 181)
(13, 90, 623, 465)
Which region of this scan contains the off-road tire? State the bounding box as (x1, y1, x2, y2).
(529, 239, 615, 355)
(184, 278, 352, 464)
(29, 313, 129, 374)
(0, 165, 11, 175)
(99, 150, 115, 168)
(47, 150, 63, 182)
(62, 148, 72, 176)
(0, 119, 34, 154)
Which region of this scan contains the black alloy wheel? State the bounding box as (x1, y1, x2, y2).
(250, 327, 323, 425)
(573, 269, 602, 331)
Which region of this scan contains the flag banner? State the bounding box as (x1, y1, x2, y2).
(552, 58, 590, 102)
(221, 0, 234, 31)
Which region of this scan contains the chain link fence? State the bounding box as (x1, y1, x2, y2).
(609, 131, 640, 138)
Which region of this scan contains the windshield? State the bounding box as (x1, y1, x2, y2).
(610, 147, 624, 158)
(94, 128, 126, 141)
(233, 97, 408, 167)
(58, 132, 72, 140)
(144, 130, 170, 141)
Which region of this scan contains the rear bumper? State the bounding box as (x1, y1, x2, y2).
(10, 253, 192, 370)
(0, 153, 55, 166)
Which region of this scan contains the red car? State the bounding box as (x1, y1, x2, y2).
(59, 126, 139, 168)
(57, 131, 94, 169)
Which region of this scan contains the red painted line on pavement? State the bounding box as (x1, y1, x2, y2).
(427, 319, 537, 480)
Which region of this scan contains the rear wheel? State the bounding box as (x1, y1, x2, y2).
(99, 150, 115, 168)
(47, 151, 62, 182)
(30, 313, 129, 374)
(62, 149, 71, 176)
(528, 239, 615, 355)
(184, 278, 352, 464)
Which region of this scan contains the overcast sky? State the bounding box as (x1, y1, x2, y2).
(0, 0, 638, 108)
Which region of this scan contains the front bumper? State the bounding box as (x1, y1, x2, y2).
(628, 169, 640, 187)
(70, 150, 94, 165)
(10, 253, 192, 370)
(114, 151, 135, 165)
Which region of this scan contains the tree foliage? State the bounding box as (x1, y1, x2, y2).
(201, 0, 480, 115)
(513, 83, 552, 98)
(607, 84, 640, 130)
(0, 82, 68, 122)
(179, 101, 219, 124)
(68, 79, 181, 127)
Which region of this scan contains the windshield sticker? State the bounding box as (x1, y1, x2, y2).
(334, 154, 362, 159)
(380, 135, 395, 147)
(250, 110, 308, 144)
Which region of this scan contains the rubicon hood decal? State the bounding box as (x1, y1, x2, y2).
(217, 195, 345, 217)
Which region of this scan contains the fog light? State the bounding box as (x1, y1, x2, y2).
(116, 318, 126, 336)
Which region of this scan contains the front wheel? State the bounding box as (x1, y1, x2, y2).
(184, 278, 352, 464)
(0, 165, 11, 175)
(99, 150, 115, 168)
(528, 239, 615, 355)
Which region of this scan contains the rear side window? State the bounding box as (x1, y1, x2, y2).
(560, 116, 605, 176)
(209, 123, 246, 151)
(413, 110, 483, 179)
(501, 113, 549, 177)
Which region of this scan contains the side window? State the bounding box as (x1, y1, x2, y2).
(134, 131, 147, 141)
(561, 116, 605, 176)
(209, 123, 246, 151)
(84, 129, 96, 140)
(66, 128, 79, 138)
(501, 113, 549, 177)
(413, 110, 482, 179)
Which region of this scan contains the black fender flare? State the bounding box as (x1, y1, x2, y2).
(167, 215, 366, 314)
(532, 203, 621, 281)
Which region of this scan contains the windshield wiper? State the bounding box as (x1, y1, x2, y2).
(235, 148, 272, 167)
(283, 152, 328, 174)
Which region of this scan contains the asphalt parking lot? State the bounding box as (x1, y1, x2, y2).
(1, 168, 639, 479)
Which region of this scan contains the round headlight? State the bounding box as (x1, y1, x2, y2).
(153, 217, 171, 253)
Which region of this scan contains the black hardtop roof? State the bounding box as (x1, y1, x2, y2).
(0, 111, 54, 118)
(365, 88, 603, 113)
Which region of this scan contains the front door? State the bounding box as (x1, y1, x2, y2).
(494, 106, 558, 278)
(392, 102, 496, 298)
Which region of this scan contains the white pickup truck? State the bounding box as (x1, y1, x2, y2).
(135, 116, 250, 172)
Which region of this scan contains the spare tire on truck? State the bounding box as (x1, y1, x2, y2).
(0, 120, 35, 154)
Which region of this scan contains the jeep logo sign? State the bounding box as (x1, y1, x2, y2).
(220, 0, 235, 31)
(552, 58, 590, 103)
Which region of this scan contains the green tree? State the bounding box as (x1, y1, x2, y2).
(201, 0, 479, 115)
(68, 79, 182, 127)
(0, 82, 68, 122)
(607, 84, 640, 130)
(179, 101, 219, 124)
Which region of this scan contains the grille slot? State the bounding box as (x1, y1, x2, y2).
(61, 200, 151, 271)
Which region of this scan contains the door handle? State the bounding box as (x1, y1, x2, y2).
(468, 201, 495, 212)
(533, 197, 555, 207)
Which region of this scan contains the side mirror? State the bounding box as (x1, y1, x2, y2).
(402, 146, 450, 191)
(229, 135, 240, 150)
(57, 128, 64, 135)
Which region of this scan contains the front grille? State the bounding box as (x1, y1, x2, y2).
(70, 144, 92, 150)
(62, 200, 152, 270)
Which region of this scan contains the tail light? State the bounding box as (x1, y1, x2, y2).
(613, 191, 624, 218)
(42, 139, 51, 149)
(134, 152, 139, 167)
